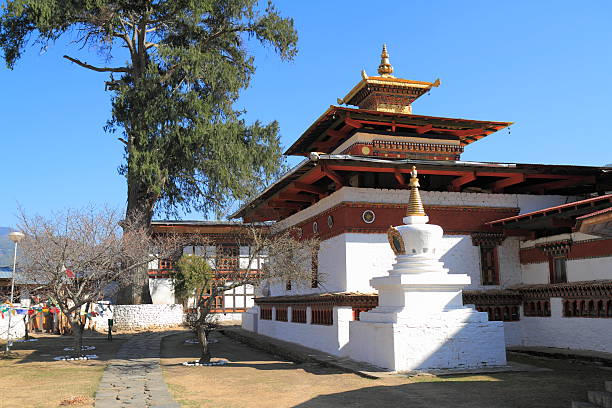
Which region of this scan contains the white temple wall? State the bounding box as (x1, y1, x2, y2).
(498, 237, 523, 288)
(268, 231, 525, 295)
(344, 233, 393, 293)
(149, 278, 176, 304)
(519, 298, 612, 353)
(275, 187, 579, 231)
(521, 263, 550, 285)
(566, 257, 612, 281)
(438, 235, 481, 289)
(267, 234, 348, 297)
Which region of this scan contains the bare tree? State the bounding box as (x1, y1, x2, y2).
(17, 207, 184, 357)
(171, 225, 319, 364)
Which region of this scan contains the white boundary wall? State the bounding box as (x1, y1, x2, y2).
(244, 306, 352, 356)
(510, 298, 612, 353)
(0, 312, 26, 340)
(92, 304, 184, 331)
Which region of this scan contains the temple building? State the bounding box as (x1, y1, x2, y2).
(233, 46, 612, 359)
(148, 46, 612, 364)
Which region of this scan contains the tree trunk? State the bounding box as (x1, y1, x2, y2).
(72, 319, 83, 357)
(197, 324, 211, 364)
(117, 178, 156, 304)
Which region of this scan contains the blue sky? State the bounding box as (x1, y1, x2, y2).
(1, 0, 611, 227)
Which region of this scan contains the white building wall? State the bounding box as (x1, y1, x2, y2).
(566, 257, 612, 281)
(520, 231, 612, 285)
(149, 278, 176, 304)
(521, 263, 550, 285)
(498, 237, 523, 287)
(270, 231, 526, 296)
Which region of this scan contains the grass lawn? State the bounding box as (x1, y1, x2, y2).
(161, 331, 610, 408)
(0, 332, 125, 408)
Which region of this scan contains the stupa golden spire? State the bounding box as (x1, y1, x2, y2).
(377, 44, 394, 77)
(407, 166, 426, 217)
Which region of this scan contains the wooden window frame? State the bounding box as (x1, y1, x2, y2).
(549, 255, 568, 284)
(479, 245, 500, 286)
(291, 307, 307, 324)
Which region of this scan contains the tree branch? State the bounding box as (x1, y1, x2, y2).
(63, 55, 129, 73)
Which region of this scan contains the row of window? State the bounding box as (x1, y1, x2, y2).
(563, 299, 612, 318)
(259, 306, 333, 325)
(475, 305, 521, 321)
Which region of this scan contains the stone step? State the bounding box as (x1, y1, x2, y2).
(572, 402, 599, 408)
(588, 390, 612, 408)
(605, 381, 612, 393)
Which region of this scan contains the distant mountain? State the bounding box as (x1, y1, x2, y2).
(0, 227, 15, 267)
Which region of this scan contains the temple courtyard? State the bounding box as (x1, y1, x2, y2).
(1, 328, 609, 408)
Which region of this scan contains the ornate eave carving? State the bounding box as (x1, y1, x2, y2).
(471, 232, 505, 247)
(537, 240, 572, 256)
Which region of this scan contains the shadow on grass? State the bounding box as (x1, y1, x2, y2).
(161, 331, 349, 375)
(7, 330, 173, 364)
(292, 355, 609, 408)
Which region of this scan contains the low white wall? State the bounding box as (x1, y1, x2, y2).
(0, 313, 26, 340)
(255, 306, 352, 356)
(92, 304, 184, 331)
(519, 298, 612, 353)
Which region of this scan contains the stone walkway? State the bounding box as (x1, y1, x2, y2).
(94, 332, 180, 408)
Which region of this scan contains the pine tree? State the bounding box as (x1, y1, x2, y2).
(0, 0, 297, 303)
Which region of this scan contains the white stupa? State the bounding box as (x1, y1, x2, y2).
(348, 166, 506, 371)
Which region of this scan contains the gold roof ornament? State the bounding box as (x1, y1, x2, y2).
(407, 166, 427, 217)
(377, 44, 394, 77)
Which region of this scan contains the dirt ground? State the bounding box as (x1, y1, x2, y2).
(0, 331, 126, 408)
(161, 331, 609, 408)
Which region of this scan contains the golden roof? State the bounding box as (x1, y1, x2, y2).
(337, 45, 440, 113)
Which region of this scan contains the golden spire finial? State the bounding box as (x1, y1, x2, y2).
(377, 44, 394, 77)
(407, 166, 426, 216)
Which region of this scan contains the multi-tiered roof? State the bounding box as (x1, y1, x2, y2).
(233, 46, 612, 222)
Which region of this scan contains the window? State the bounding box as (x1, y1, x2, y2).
(217, 245, 238, 271)
(291, 307, 306, 323)
(550, 256, 567, 284)
(260, 307, 272, 320)
(479, 246, 499, 285)
(311, 308, 333, 325)
(285, 280, 292, 291)
(275, 307, 288, 322)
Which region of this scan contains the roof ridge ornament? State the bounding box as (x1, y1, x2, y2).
(377, 44, 394, 77)
(407, 166, 426, 217)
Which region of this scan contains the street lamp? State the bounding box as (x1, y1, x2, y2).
(5, 231, 25, 353)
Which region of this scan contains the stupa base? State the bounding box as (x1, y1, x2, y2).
(347, 308, 506, 371)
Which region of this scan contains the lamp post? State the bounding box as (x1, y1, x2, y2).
(5, 231, 25, 353)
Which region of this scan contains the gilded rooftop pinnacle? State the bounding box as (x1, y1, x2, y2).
(407, 166, 426, 217)
(377, 44, 394, 77)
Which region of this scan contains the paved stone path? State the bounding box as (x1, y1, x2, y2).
(94, 332, 180, 408)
